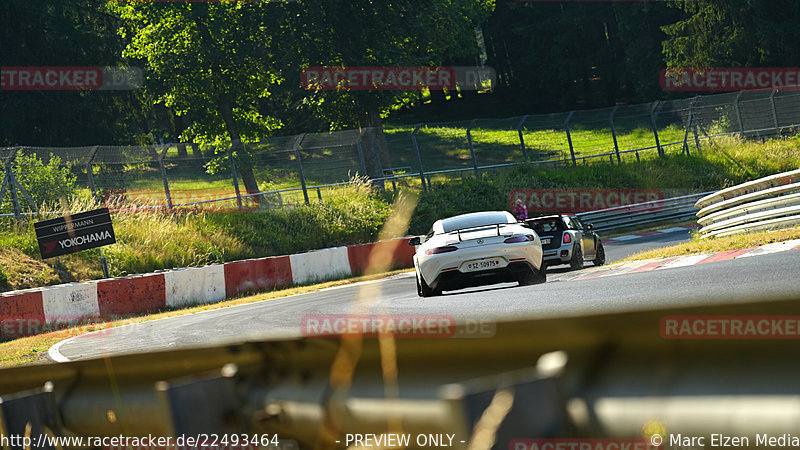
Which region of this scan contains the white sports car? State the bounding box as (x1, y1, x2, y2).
(409, 211, 545, 297)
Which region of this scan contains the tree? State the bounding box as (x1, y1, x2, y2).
(110, 1, 494, 188)
(109, 1, 282, 196)
(662, 0, 800, 68)
(1, 0, 149, 146)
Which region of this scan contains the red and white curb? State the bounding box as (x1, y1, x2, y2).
(0, 238, 415, 336)
(567, 238, 800, 281)
(603, 225, 700, 244)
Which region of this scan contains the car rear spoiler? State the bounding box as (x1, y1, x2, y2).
(448, 223, 516, 242)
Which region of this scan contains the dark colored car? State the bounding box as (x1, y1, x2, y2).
(524, 214, 605, 270)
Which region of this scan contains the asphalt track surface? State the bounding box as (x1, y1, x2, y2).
(52, 228, 800, 361)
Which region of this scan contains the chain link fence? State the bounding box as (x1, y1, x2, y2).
(3, 88, 800, 218)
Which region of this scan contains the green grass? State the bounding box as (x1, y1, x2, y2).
(0, 180, 394, 289)
(618, 227, 800, 263)
(85, 120, 694, 206)
(1, 134, 798, 292)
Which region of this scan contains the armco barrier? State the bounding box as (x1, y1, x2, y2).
(0, 237, 414, 336)
(696, 169, 800, 238)
(576, 192, 712, 233)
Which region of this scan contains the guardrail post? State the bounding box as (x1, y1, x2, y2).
(86, 145, 100, 201)
(516, 115, 529, 163)
(292, 133, 309, 205)
(649, 101, 664, 157)
(564, 111, 577, 166)
(770, 88, 780, 136)
(157, 145, 173, 209)
(228, 142, 244, 210)
(734, 91, 745, 136)
(411, 124, 426, 191)
(466, 119, 479, 176)
(609, 106, 621, 164)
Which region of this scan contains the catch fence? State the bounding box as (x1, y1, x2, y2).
(3, 88, 800, 218)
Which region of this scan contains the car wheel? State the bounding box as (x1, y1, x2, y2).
(593, 242, 606, 266)
(417, 272, 440, 297)
(518, 261, 547, 286)
(569, 244, 584, 270)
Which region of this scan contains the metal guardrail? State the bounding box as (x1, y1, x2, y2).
(696, 169, 800, 238)
(3, 294, 800, 448)
(577, 192, 711, 233)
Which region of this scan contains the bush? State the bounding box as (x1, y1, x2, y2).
(1, 153, 78, 214)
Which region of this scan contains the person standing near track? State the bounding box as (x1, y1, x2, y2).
(513, 198, 528, 222)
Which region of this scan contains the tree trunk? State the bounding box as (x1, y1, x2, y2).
(194, 15, 261, 204)
(217, 91, 261, 202)
(358, 108, 392, 173)
(190, 142, 203, 159)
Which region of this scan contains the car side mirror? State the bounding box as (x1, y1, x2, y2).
(586, 223, 594, 231)
(408, 236, 421, 246)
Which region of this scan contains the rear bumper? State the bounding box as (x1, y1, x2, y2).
(416, 242, 543, 290)
(433, 261, 538, 292)
(542, 245, 573, 264)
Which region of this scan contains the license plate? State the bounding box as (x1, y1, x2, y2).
(541, 238, 551, 245)
(462, 258, 505, 272)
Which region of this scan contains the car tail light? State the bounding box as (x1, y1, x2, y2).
(504, 235, 534, 243)
(563, 232, 571, 244)
(425, 246, 458, 255)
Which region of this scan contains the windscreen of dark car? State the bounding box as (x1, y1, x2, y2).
(528, 218, 562, 235)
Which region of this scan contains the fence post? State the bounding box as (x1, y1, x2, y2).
(86, 145, 100, 201)
(770, 88, 780, 136)
(734, 91, 745, 136)
(411, 124, 426, 191)
(682, 108, 693, 156)
(609, 106, 621, 164)
(516, 115, 529, 163)
(564, 111, 577, 166)
(292, 133, 309, 205)
(355, 129, 368, 176)
(649, 101, 664, 157)
(157, 145, 173, 209)
(691, 97, 701, 153)
(228, 142, 244, 210)
(466, 119, 479, 176)
(3, 162, 21, 220)
(0, 148, 16, 218)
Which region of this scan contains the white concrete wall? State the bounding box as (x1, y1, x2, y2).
(164, 265, 226, 307)
(289, 247, 352, 285)
(42, 282, 99, 322)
